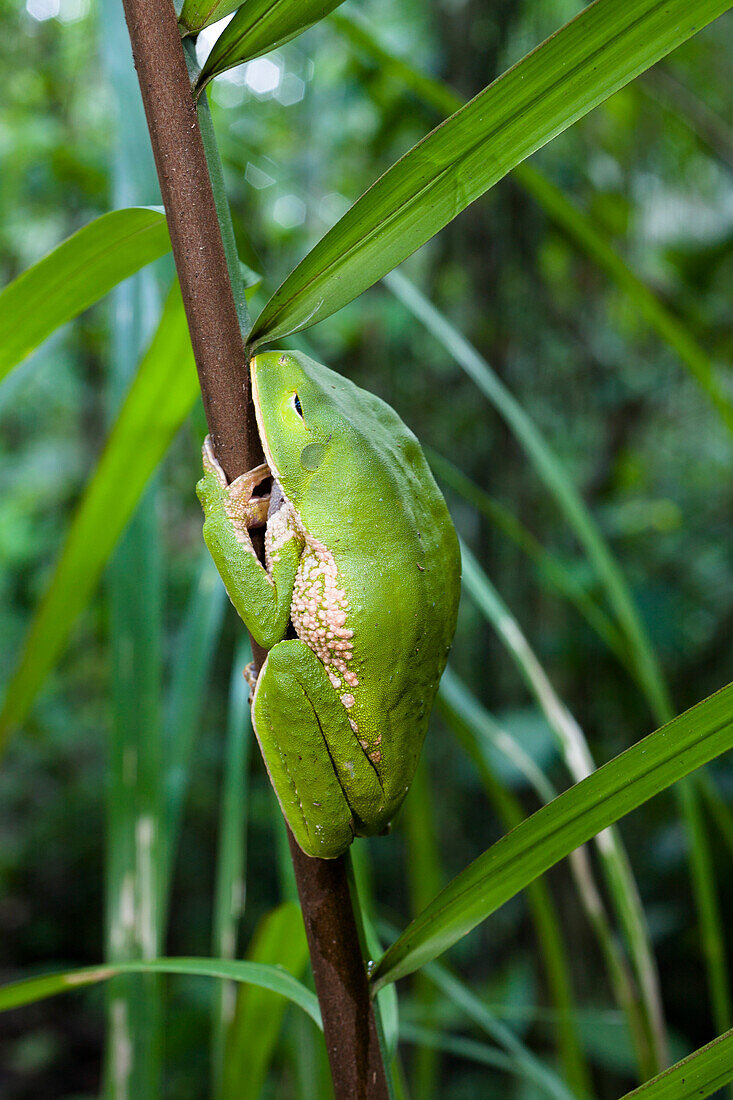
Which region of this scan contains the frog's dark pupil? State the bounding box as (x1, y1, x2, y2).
(293, 394, 303, 418)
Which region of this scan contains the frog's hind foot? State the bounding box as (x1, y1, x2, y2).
(242, 661, 258, 700)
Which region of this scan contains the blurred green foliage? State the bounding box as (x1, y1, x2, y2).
(0, 0, 732, 1097)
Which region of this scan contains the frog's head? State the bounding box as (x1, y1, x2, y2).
(250, 350, 353, 507)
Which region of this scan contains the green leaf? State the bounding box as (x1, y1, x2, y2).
(211, 638, 254, 1095)
(0, 282, 197, 755)
(250, 0, 731, 345)
(0, 208, 170, 383)
(332, 10, 733, 442)
(0, 958, 321, 1029)
(222, 903, 310, 1100)
(460, 537, 664, 1068)
(179, 0, 242, 35)
(101, 17, 168, 1093)
(388, 274, 725, 1068)
(370, 681, 733, 992)
(198, 0, 348, 88)
(438, 670, 662, 1081)
(160, 555, 228, 921)
(619, 1029, 733, 1098)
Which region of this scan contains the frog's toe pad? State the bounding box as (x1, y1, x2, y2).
(242, 661, 258, 698)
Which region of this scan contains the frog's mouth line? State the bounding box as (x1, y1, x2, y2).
(250, 359, 283, 487)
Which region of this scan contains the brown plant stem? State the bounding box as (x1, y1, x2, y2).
(119, 0, 390, 1095)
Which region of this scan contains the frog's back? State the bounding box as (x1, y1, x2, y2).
(295, 364, 461, 825)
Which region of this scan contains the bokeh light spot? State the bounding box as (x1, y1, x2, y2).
(245, 57, 281, 96)
(273, 194, 306, 229)
(26, 0, 60, 21)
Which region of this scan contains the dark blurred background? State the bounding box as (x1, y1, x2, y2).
(1, 0, 732, 1096)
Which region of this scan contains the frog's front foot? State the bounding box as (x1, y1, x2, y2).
(202, 435, 271, 532)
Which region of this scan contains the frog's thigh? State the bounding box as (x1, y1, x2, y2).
(252, 640, 384, 859)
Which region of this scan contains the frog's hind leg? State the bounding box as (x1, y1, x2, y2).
(252, 639, 385, 859)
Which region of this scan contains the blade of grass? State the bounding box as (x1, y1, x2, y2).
(678, 781, 732, 1038)
(0, 959, 321, 1028)
(370, 679, 733, 991)
(619, 1028, 733, 1099)
(0, 282, 198, 754)
(438, 671, 558, 804)
(401, 761, 444, 1100)
(423, 962, 580, 1100)
(386, 269, 672, 723)
(160, 554, 227, 920)
(431, 692, 595, 1091)
(399, 1022, 515, 1075)
(427, 449, 631, 673)
(390, 275, 728, 1064)
(461, 544, 668, 1068)
(101, 5, 167, 1094)
(250, 0, 732, 346)
(0, 207, 169, 383)
(332, 9, 733, 442)
(347, 849, 401, 1083)
(211, 637, 254, 1098)
(221, 903, 310, 1100)
(438, 670, 657, 1082)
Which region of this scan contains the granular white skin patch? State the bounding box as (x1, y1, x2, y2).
(266, 493, 360, 730)
(264, 499, 299, 572)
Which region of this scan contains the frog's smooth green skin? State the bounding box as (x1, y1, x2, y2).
(197, 351, 461, 859)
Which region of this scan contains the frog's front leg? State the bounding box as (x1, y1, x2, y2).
(196, 437, 304, 649)
(252, 639, 386, 858)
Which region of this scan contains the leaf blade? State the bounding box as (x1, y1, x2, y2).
(0, 958, 321, 1029)
(0, 283, 197, 753)
(331, 10, 733, 443)
(222, 903, 310, 1100)
(619, 1029, 733, 1098)
(250, 0, 732, 344)
(199, 0, 348, 86)
(370, 681, 733, 991)
(0, 208, 170, 382)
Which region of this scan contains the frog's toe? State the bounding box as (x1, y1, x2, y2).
(242, 661, 258, 698)
(229, 461, 271, 499)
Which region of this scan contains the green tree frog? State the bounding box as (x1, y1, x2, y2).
(197, 351, 460, 858)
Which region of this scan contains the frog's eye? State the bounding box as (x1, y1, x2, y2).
(290, 392, 304, 420)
